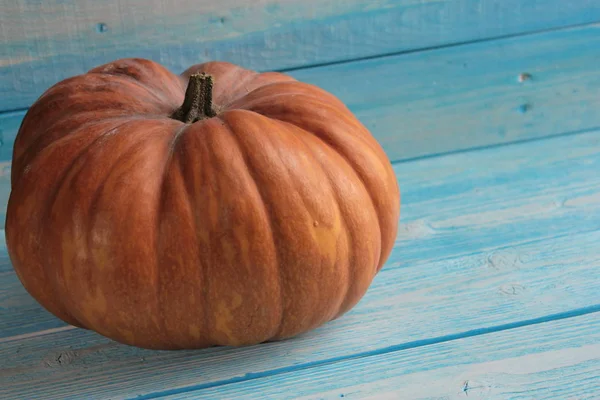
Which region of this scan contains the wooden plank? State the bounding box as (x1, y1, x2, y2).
(0, 111, 20, 162)
(0, 111, 18, 230)
(0, 271, 70, 338)
(162, 312, 600, 399)
(2, 130, 600, 399)
(4, 234, 600, 398)
(2, 22, 600, 176)
(2, 0, 600, 111)
(291, 22, 600, 161)
(2, 21, 600, 233)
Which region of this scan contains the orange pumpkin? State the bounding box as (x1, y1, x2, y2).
(6, 58, 400, 349)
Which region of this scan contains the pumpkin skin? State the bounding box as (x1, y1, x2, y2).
(6, 58, 400, 350)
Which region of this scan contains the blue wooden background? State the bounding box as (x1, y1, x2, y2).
(2, 1, 600, 229)
(1, 1, 600, 398)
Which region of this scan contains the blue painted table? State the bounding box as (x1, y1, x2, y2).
(1, 1, 600, 398)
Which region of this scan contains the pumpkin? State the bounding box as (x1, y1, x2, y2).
(6, 58, 400, 350)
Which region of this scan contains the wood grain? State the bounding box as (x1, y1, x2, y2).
(3, 0, 600, 111)
(2, 129, 600, 399)
(0, 111, 19, 162)
(162, 312, 600, 399)
(2, 22, 600, 184)
(291, 22, 600, 162)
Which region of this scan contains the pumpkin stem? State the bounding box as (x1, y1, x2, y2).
(172, 72, 217, 123)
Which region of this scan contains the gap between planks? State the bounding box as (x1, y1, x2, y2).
(390, 125, 600, 165)
(0, 326, 77, 345)
(156, 312, 600, 399)
(133, 306, 600, 399)
(278, 19, 600, 74)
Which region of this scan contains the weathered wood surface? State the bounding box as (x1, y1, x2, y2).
(3, 0, 600, 111)
(164, 313, 600, 399)
(3, 1, 600, 398)
(0, 111, 21, 162)
(2, 22, 600, 224)
(2, 129, 600, 399)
